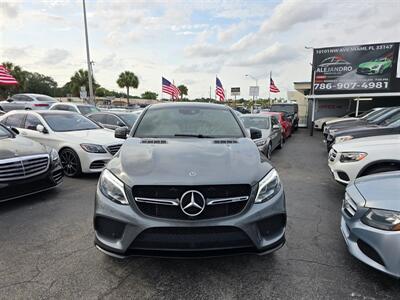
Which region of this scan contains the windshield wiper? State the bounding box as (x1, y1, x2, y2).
(174, 134, 215, 138)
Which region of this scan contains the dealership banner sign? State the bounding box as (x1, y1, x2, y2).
(312, 42, 400, 94)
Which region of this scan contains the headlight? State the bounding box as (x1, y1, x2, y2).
(339, 152, 367, 163)
(255, 139, 267, 146)
(50, 148, 59, 162)
(255, 169, 281, 203)
(80, 143, 106, 153)
(99, 169, 128, 205)
(362, 209, 400, 231)
(335, 135, 354, 143)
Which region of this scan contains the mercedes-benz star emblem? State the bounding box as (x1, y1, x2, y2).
(180, 190, 206, 217)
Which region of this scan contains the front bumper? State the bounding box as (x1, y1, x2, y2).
(0, 164, 63, 202)
(77, 150, 113, 173)
(341, 212, 400, 278)
(328, 151, 360, 185)
(94, 184, 286, 258)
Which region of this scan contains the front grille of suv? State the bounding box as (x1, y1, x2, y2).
(0, 154, 49, 182)
(132, 185, 252, 220)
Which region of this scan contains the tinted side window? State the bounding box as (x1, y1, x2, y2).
(24, 115, 43, 131)
(106, 115, 122, 126)
(90, 114, 107, 124)
(21, 96, 32, 102)
(271, 116, 278, 125)
(5, 114, 25, 127)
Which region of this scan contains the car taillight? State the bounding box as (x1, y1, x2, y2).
(34, 103, 49, 107)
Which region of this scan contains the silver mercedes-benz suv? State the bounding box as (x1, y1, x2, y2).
(94, 102, 286, 257)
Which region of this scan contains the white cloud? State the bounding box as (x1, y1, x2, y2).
(1, 2, 19, 18)
(2, 47, 30, 59)
(40, 49, 70, 65)
(259, 0, 326, 34)
(217, 23, 247, 43)
(233, 43, 299, 66)
(184, 44, 227, 58)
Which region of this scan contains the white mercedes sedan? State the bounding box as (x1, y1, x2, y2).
(0, 110, 124, 177)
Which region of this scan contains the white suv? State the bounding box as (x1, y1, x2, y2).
(328, 134, 400, 184)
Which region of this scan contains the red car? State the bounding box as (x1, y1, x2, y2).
(261, 111, 292, 141)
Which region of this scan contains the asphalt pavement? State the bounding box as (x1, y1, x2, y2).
(0, 129, 399, 299)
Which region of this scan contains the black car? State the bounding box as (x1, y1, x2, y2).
(270, 103, 299, 130)
(87, 111, 141, 131)
(327, 110, 400, 150)
(323, 107, 393, 138)
(94, 103, 286, 258)
(0, 124, 63, 202)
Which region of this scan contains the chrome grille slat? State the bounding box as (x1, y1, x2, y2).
(0, 154, 50, 182)
(107, 144, 122, 155)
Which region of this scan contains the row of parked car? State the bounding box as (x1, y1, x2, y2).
(317, 107, 400, 278)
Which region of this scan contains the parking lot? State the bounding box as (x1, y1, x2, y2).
(0, 129, 399, 299)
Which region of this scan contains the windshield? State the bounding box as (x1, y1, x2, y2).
(36, 95, 57, 102)
(134, 106, 244, 138)
(42, 113, 101, 132)
(367, 108, 393, 122)
(241, 117, 270, 129)
(382, 112, 400, 127)
(359, 109, 381, 119)
(119, 113, 139, 127)
(270, 105, 295, 114)
(0, 125, 12, 138)
(78, 105, 100, 115)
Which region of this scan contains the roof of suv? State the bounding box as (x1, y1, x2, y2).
(147, 102, 228, 110)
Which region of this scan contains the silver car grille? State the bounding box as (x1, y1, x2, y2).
(343, 194, 358, 217)
(0, 154, 50, 182)
(107, 144, 122, 155)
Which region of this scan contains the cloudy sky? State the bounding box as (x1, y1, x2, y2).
(1, 0, 400, 99)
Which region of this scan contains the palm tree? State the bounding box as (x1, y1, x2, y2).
(69, 69, 97, 97)
(177, 85, 188, 100)
(0, 62, 28, 98)
(117, 71, 139, 106)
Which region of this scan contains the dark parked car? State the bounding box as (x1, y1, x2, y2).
(0, 124, 63, 202)
(270, 103, 299, 130)
(94, 103, 286, 258)
(87, 111, 141, 131)
(327, 109, 400, 150)
(324, 107, 393, 138)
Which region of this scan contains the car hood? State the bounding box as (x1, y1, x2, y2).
(328, 119, 366, 130)
(325, 117, 357, 125)
(0, 135, 48, 160)
(359, 61, 382, 68)
(354, 172, 400, 211)
(56, 128, 122, 145)
(107, 137, 272, 187)
(333, 134, 400, 152)
(334, 124, 389, 138)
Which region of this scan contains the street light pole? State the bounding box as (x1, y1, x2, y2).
(245, 74, 258, 113)
(305, 46, 315, 136)
(82, 0, 94, 105)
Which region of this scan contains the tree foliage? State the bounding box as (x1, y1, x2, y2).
(67, 69, 99, 97)
(141, 91, 158, 99)
(177, 84, 188, 99)
(117, 71, 139, 105)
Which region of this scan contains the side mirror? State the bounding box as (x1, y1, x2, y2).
(7, 98, 13, 102)
(117, 121, 125, 127)
(115, 126, 128, 139)
(273, 124, 280, 130)
(10, 127, 19, 135)
(36, 124, 48, 134)
(250, 127, 262, 140)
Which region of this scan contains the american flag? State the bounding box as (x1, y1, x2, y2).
(162, 77, 180, 100)
(270, 77, 280, 93)
(0, 65, 18, 85)
(216, 77, 225, 101)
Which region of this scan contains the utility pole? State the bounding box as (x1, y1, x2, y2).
(82, 0, 94, 104)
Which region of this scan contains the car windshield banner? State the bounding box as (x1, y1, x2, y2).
(312, 42, 400, 94)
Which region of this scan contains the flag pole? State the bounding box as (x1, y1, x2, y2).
(268, 71, 271, 105)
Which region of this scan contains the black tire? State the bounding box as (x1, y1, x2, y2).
(265, 143, 272, 160)
(59, 148, 82, 177)
(361, 164, 400, 177)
